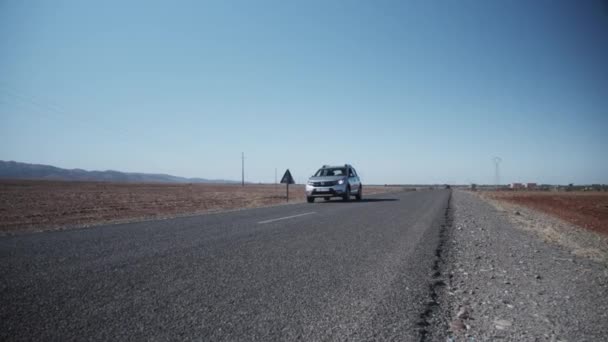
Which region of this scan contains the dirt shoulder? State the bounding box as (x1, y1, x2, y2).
(482, 191, 608, 235)
(441, 190, 608, 341)
(0, 180, 402, 234)
(479, 191, 608, 264)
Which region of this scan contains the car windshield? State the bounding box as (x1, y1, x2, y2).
(314, 168, 346, 177)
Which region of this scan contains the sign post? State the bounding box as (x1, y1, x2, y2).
(280, 169, 295, 202)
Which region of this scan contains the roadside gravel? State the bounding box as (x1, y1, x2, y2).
(442, 191, 608, 341)
(480, 192, 608, 265)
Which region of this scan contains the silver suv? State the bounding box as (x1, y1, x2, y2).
(306, 164, 362, 203)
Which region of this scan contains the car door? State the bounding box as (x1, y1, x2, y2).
(349, 167, 360, 192)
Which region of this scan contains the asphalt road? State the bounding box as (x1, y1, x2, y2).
(1, 189, 451, 341)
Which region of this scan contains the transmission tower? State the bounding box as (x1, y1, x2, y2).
(492, 157, 502, 187)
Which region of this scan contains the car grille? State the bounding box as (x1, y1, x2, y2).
(313, 181, 337, 187)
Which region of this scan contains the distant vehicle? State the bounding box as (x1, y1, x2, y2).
(305, 164, 362, 203)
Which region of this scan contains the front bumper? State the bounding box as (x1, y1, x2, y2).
(305, 184, 347, 197)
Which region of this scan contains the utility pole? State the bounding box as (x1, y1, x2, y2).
(241, 152, 245, 187)
(493, 156, 502, 187)
(275, 168, 277, 191)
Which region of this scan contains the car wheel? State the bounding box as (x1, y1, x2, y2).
(355, 185, 362, 201)
(343, 186, 351, 202)
(307, 196, 314, 203)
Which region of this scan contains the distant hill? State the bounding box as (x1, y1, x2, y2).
(0, 160, 240, 184)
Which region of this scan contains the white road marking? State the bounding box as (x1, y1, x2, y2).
(257, 212, 316, 224)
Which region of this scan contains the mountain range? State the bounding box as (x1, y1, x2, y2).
(0, 160, 239, 184)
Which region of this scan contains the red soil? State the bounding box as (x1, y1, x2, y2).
(486, 191, 608, 235)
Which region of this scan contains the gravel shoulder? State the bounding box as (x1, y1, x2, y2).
(480, 192, 608, 264)
(441, 190, 608, 341)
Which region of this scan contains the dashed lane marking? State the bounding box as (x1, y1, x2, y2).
(257, 212, 316, 224)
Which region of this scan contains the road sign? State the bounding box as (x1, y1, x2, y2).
(280, 169, 295, 202)
(280, 169, 295, 184)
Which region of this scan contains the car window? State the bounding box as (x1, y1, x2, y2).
(315, 168, 346, 177)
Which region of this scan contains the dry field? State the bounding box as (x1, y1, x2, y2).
(0, 180, 401, 234)
(483, 191, 608, 235)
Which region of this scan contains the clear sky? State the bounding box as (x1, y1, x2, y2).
(1, 0, 607, 185)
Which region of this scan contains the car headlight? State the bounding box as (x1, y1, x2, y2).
(307, 181, 313, 185)
(338, 179, 345, 185)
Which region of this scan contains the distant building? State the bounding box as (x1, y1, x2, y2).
(526, 183, 537, 189)
(510, 183, 524, 190)
(591, 184, 608, 191)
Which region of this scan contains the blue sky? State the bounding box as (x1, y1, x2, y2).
(1, 0, 607, 184)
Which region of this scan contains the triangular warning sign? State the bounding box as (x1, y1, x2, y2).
(280, 169, 295, 184)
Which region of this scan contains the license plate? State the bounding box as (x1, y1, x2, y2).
(316, 188, 331, 193)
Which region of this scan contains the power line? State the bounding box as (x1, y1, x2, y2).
(0, 86, 135, 142)
(0, 86, 66, 115)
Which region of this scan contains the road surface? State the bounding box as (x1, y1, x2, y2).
(1, 189, 451, 341)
